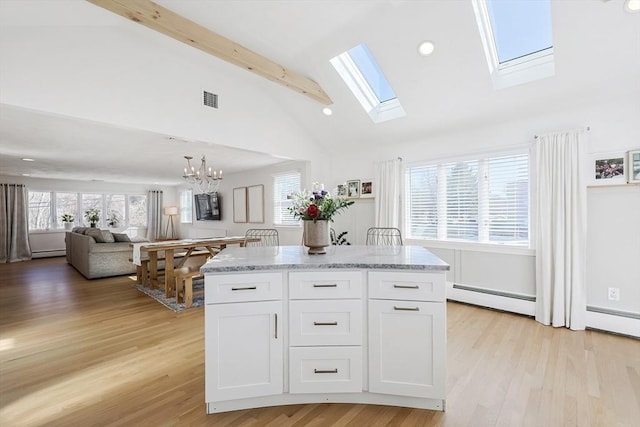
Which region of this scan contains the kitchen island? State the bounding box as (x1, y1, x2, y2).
(201, 245, 450, 414)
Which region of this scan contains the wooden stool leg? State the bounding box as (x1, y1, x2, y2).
(136, 266, 142, 284)
(141, 261, 149, 287)
(184, 277, 193, 308)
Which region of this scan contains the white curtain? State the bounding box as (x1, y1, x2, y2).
(146, 190, 163, 242)
(535, 129, 587, 330)
(374, 158, 403, 228)
(0, 183, 32, 262)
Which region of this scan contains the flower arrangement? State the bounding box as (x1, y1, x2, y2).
(60, 213, 74, 223)
(84, 208, 100, 226)
(288, 182, 354, 222)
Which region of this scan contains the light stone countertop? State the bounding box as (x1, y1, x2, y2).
(201, 245, 450, 273)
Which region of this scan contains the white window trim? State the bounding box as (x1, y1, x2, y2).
(472, 0, 555, 90)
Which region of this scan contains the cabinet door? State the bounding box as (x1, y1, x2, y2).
(368, 299, 446, 398)
(205, 301, 283, 402)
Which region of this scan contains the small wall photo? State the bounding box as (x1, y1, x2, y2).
(591, 153, 625, 186)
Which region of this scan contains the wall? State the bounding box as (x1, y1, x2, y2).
(327, 98, 640, 334)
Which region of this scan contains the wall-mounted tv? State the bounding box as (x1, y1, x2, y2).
(194, 192, 221, 220)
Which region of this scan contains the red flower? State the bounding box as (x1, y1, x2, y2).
(306, 204, 319, 218)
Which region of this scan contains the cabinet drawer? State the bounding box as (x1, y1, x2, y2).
(289, 300, 362, 346)
(289, 346, 362, 394)
(289, 271, 362, 299)
(369, 271, 445, 302)
(205, 272, 282, 304)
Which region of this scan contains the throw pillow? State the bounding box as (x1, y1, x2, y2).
(101, 230, 115, 243)
(86, 228, 105, 243)
(113, 233, 131, 242)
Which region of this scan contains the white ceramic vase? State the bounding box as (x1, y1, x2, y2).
(303, 219, 330, 255)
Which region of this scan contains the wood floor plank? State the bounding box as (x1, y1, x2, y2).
(1, 257, 638, 426)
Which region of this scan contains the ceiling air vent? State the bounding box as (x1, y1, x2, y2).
(203, 91, 219, 109)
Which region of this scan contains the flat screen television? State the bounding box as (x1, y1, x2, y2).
(194, 192, 221, 220)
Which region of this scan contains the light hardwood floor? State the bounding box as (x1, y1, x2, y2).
(1, 257, 638, 426)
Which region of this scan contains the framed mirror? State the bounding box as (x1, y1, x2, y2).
(247, 184, 264, 223)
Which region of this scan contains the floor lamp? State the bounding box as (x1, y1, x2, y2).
(164, 206, 178, 239)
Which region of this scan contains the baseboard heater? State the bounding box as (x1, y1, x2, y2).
(32, 249, 65, 258)
(587, 305, 640, 320)
(452, 283, 536, 302)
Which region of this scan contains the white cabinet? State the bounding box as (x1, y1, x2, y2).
(368, 299, 446, 398)
(205, 274, 283, 404)
(368, 271, 446, 400)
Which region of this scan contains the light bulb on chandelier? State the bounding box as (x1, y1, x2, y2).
(182, 155, 223, 194)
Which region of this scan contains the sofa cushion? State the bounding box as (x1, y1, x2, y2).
(101, 230, 115, 243)
(86, 228, 108, 243)
(89, 241, 132, 254)
(113, 233, 131, 242)
(72, 227, 88, 234)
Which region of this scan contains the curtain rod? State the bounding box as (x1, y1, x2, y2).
(534, 126, 590, 139)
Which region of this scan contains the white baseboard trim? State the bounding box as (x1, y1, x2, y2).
(446, 282, 535, 317)
(32, 250, 65, 259)
(586, 310, 640, 338)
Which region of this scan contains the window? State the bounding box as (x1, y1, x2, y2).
(106, 194, 125, 227)
(405, 152, 529, 246)
(180, 189, 193, 223)
(128, 195, 147, 227)
(28, 191, 51, 230)
(56, 192, 77, 228)
(472, 0, 554, 89)
(273, 171, 301, 226)
(330, 43, 406, 123)
(82, 193, 103, 227)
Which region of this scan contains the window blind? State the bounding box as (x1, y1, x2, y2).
(273, 171, 301, 226)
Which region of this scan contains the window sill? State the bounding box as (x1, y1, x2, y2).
(405, 238, 534, 256)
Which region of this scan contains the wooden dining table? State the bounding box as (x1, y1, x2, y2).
(137, 236, 257, 298)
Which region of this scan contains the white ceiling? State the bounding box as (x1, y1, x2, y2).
(1, 0, 638, 185)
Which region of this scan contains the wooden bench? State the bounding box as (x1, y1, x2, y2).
(174, 266, 204, 308)
(130, 250, 209, 287)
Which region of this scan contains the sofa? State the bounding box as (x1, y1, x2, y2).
(65, 228, 139, 279)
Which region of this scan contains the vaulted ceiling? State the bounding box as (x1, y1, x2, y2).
(1, 0, 638, 184)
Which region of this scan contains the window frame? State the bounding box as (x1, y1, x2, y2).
(404, 149, 531, 248)
(272, 171, 301, 227)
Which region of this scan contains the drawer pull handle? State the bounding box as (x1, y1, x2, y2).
(314, 369, 338, 374)
(313, 284, 338, 288)
(394, 306, 420, 311)
(274, 313, 278, 339)
(231, 286, 257, 291)
(313, 321, 338, 326)
(393, 284, 420, 289)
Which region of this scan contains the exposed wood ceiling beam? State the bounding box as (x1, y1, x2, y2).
(86, 0, 332, 105)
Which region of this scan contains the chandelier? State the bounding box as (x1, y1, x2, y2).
(182, 155, 223, 194)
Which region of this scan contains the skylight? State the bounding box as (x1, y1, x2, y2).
(330, 43, 406, 123)
(473, 0, 555, 89)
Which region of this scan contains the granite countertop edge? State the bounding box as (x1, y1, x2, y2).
(201, 263, 449, 273)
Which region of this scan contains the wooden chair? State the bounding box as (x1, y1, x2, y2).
(244, 228, 279, 247)
(366, 227, 403, 246)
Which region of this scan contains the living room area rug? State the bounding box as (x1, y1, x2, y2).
(133, 279, 204, 312)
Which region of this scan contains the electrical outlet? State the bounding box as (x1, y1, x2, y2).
(608, 287, 620, 301)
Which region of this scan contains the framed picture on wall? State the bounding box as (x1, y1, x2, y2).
(590, 153, 626, 186)
(347, 180, 360, 198)
(628, 149, 640, 184)
(337, 184, 347, 197)
(360, 180, 373, 198)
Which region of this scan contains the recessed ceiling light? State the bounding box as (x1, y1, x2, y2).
(418, 41, 435, 56)
(624, 0, 640, 12)
(21, 173, 31, 176)
(322, 107, 333, 116)
(22, 158, 35, 162)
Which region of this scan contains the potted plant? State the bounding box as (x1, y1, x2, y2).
(61, 213, 74, 230)
(84, 208, 100, 228)
(288, 182, 354, 254)
(106, 212, 120, 228)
